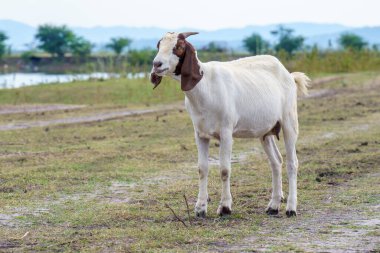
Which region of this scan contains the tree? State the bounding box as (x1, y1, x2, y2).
(271, 25, 304, 55)
(201, 41, 227, 53)
(0, 31, 8, 59)
(243, 33, 269, 55)
(338, 33, 367, 51)
(35, 24, 75, 58)
(127, 49, 156, 66)
(70, 36, 93, 59)
(106, 37, 132, 56)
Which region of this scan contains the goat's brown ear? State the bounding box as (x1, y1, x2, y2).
(180, 41, 203, 91)
(150, 73, 162, 89)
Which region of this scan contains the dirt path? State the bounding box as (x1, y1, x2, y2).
(311, 75, 345, 87)
(0, 104, 86, 115)
(0, 104, 184, 131)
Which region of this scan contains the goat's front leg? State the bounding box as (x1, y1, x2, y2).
(195, 134, 210, 218)
(217, 129, 233, 216)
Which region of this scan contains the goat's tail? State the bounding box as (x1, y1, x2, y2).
(291, 72, 311, 96)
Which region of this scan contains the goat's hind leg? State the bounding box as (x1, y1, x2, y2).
(261, 135, 284, 215)
(195, 134, 210, 218)
(282, 117, 299, 217)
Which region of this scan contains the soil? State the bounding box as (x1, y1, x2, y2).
(225, 175, 380, 252)
(0, 104, 86, 115)
(0, 104, 184, 131)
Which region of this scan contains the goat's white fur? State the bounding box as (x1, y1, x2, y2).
(152, 32, 310, 217)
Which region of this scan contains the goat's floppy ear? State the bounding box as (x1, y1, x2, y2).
(180, 41, 203, 91)
(150, 72, 162, 89)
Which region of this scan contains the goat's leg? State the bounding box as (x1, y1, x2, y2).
(195, 134, 210, 218)
(260, 135, 284, 215)
(217, 129, 233, 216)
(282, 117, 299, 217)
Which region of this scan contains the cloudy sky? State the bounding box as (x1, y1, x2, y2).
(1, 0, 379, 29)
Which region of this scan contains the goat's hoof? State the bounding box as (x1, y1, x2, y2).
(217, 206, 232, 216)
(266, 208, 279, 215)
(286, 210, 297, 217)
(195, 210, 207, 218)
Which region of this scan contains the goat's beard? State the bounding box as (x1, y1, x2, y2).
(150, 72, 162, 89)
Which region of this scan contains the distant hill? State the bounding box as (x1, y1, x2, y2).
(0, 20, 36, 50)
(0, 19, 379, 52)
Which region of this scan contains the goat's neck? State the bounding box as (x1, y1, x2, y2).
(170, 60, 208, 107)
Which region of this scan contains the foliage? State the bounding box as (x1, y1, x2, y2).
(200, 41, 227, 53)
(271, 25, 304, 55)
(291, 50, 380, 74)
(106, 37, 132, 56)
(35, 24, 76, 59)
(20, 50, 39, 63)
(0, 77, 182, 105)
(127, 49, 156, 66)
(0, 31, 8, 59)
(338, 33, 368, 51)
(71, 36, 93, 59)
(243, 33, 269, 55)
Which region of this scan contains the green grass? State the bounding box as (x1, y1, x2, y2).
(0, 77, 182, 106)
(0, 72, 379, 251)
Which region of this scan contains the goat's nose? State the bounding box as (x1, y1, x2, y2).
(153, 61, 163, 68)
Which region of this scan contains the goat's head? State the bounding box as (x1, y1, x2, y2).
(150, 32, 203, 91)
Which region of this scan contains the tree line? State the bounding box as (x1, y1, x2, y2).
(243, 25, 372, 55)
(0, 24, 377, 63)
(0, 24, 133, 60)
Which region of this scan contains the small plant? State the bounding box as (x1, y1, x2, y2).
(35, 24, 76, 59)
(243, 33, 269, 55)
(338, 33, 368, 51)
(106, 37, 132, 57)
(0, 31, 8, 59)
(271, 25, 304, 55)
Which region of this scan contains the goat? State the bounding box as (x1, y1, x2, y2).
(150, 32, 310, 218)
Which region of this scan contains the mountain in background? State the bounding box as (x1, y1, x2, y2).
(0, 19, 379, 51)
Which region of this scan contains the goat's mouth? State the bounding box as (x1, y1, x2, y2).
(153, 67, 169, 75)
(150, 72, 163, 89)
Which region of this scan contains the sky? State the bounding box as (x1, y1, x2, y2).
(1, 0, 379, 29)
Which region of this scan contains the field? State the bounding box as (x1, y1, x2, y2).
(0, 72, 379, 252)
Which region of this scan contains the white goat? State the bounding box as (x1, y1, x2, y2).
(150, 32, 310, 217)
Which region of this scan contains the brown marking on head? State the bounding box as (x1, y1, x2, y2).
(151, 32, 202, 91)
(174, 32, 203, 91)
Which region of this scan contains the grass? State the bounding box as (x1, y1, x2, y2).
(0, 77, 182, 106)
(0, 72, 379, 251)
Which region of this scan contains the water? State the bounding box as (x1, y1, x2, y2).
(0, 72, 147, 89)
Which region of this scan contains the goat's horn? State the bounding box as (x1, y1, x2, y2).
(179, 32, 199, 39)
